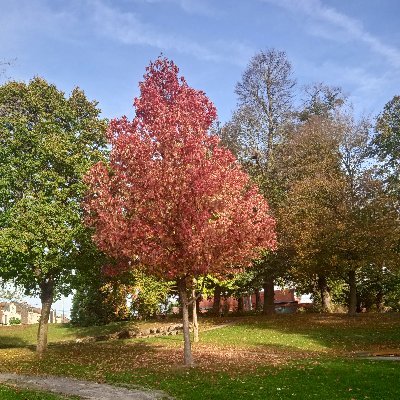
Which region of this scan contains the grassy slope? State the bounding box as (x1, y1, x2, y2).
(0, 314, 399, 399)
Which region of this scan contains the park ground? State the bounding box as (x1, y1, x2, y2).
(0, 313, 399, 399)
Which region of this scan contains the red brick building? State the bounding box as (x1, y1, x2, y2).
(199, 289, 301, 314)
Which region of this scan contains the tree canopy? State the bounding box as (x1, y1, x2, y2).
(84, 58, 276, 365)
(0, 77, 107, 353)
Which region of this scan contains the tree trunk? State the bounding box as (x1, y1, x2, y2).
(255, 288, 262, 312)
(376, 290, 384, 313)
(37, 279, 54, 355)
(192, 280, 199, 343)
(178, 278, 193, 367)
(263, 275, 275, 315)
(317, 275, 332, 313)
(196, 295, 201, 315)
(212, 285, 222, 315)
(237, 296, 244, 312)
(348, 270, 357, 316)
(356, 298, 362, 313)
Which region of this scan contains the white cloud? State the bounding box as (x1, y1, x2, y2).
(0, 0, 77, 50)
(90, 0, 252, 65)
(263, 0, 400, 68)
(136, 0, 216, 16)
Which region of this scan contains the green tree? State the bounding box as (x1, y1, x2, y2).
(130, 269, 173, 319)
(278, 115, 346, 312)
(372, 95, 400, 196)
(0, 78, 107, 354)
(71, 266, 132, 326)
(0, 280, 24, 302)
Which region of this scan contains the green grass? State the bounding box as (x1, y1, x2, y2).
(0, 321, 136, 347)
(0, 384, 78, 399)
(106, 359, 400, 400)
(0, 317, 187, 348)
(197, 313, 400, 352)
(0, 313, 399, 399)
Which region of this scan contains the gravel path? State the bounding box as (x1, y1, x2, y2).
(0, 373, 173, 399)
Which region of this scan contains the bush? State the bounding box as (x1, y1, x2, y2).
(8, 317, 21, 325)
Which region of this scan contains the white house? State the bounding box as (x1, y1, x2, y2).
(0, 302, 22, 325)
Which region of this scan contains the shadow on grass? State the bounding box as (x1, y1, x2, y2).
(205, 313, 400, 353)
(0, 335, 30, 349)
(56, 321, 139, 339)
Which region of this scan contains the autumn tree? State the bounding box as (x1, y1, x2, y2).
(279, 107, 398, 314)
(297, 83, 345, 122)
(372, 95, 400, 196)
(84, 58, 276, 366)
(234, 48, 295, 170)
(0, 78, 107, 354)
(220, 49, 295, 314)
(278, 115, 346, 312)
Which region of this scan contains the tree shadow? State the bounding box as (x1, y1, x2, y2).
(223, 313, 400, 353)
(0, 335, 29, 349)
(56, 321, 139, 339)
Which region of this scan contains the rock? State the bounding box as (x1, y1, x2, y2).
(108, 332, 119, 340)
(174, 324, 183, 331)
(75, 336, 96, 343)
(117, 329, 137, 339)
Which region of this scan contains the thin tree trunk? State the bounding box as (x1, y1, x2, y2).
(178, 278, 193, 367)
(37, 279, 54, 355)
(212, 285, 222, 315)
(263, 275, 275, 315)
(348, 270, 357, 316)
(317, 275, 332, 313)
(196, 295, 201, 315)
(255, 288, 262, 312)
(192, 279, 199, 343)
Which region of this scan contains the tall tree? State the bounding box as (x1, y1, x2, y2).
(0, 78, 107, 354)
(84, 58, 276, 366)
(372, 95, 400, 196)
(222, 49, 295, 314)
(234, 48, 295, 170)
(278, 115, 346, 312)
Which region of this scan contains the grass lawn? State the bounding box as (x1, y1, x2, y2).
(0, 384, 78, 399)
(0, 313, 399, 399)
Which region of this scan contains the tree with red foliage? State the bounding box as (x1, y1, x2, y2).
(84, 58, 276, 366)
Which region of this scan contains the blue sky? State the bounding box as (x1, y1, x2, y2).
(2, 0, 400, 124)
(2, 0, 400, 313)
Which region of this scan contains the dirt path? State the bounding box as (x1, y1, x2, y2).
(0, 373, 173, 399)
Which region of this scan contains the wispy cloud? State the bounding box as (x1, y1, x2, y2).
(263, 0, 400, 68)
(90, 0, 252, 65)
(134, 0, 216, 16)
(0, 0, 77, 50)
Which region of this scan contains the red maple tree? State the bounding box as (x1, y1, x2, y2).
(84, 58, 276, 365)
